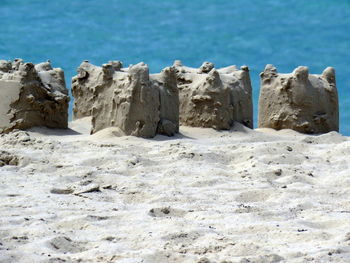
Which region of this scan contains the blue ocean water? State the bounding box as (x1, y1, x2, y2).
(1, 1, 349, 134)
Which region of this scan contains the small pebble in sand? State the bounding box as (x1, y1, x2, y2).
(286, 146, 293, 151)
(274, 169, 282, 176)
(50, 188, 74, 194)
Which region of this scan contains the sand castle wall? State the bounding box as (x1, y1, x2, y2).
(0, 59, 69, 133)
(173, 61, 253, 130)
(150, 66, 179, 136)
(72, 61, 179, 138)
(258, 65, 339, 134)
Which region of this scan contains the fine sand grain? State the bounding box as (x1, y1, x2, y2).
(1, 120, 350, 262)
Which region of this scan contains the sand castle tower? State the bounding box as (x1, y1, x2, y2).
(0, 59, 69, 133)
(258, 65, 339, 133)
(173, 61, 253, 130)
(72, 61, 179, 138)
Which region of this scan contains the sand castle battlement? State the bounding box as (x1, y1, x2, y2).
(0, 59, 69, 133)
(258, 65, 339, 134)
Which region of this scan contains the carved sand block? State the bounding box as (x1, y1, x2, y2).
(0, 59, 69, 133)
(258, 65, 339, 134)
(173, 61, 253, 130)
(72, 61, 179, 138)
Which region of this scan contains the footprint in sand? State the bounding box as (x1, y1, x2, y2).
(148, 207, 186, 217)
(235, 190, 271, 203)
(241, 254, 284, 263)
(162, 231, 202, 244)
(48, 236, 86, 254)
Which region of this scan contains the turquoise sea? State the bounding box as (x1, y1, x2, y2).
(1, 1, 349, 134)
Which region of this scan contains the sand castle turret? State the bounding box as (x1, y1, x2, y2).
(173, 61, 253, 130)
(72, 61, 179, 138)
(258, 65, 339, 133)
(0, 59, 69, 133)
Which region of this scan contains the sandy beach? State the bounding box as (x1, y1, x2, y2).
(1, 0, 349, 262)
(1, 119, 350, 263)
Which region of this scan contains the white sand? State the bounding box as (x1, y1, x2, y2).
(1, 120, 350, 263)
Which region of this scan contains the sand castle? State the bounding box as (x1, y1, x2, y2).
(0, 58, 340, 136)
(72, 60, 253, 138)
(72, 61, 179, 137)
(258, 65, 339, 134)
(0, 59, 69, 133)
(173, 61, 253, 129)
